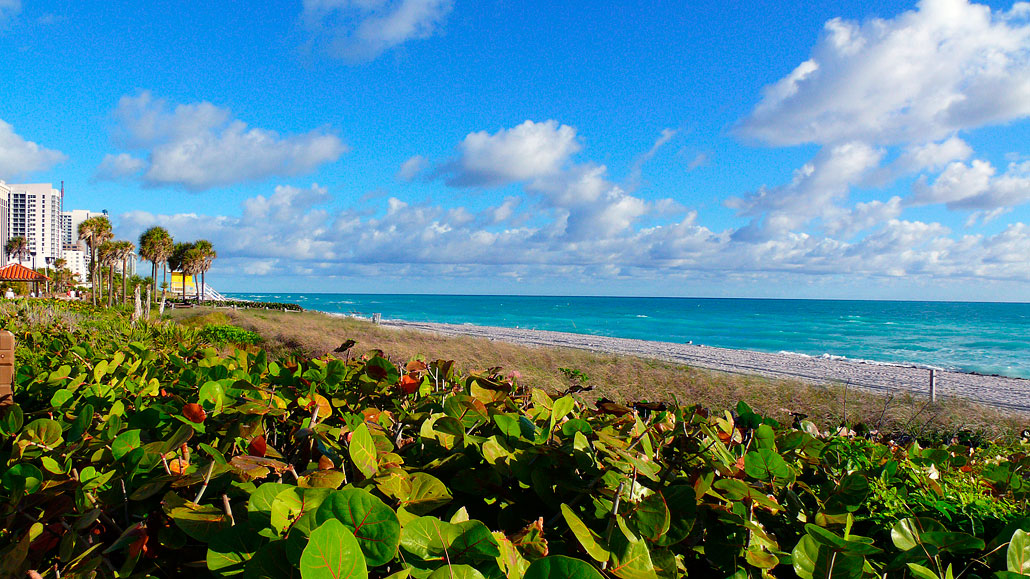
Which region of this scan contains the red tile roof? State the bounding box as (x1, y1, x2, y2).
(0, 263, 50, 281)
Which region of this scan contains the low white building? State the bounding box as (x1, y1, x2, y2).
(60, 246, 89, 285)
(7, 183, 63, 268)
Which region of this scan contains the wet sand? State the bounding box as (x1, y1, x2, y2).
(383, 319, 1030, 413)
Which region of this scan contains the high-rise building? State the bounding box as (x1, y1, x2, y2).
(0, 181, 10, 267)
(7, 183, 63, 268)
(61, 208, 107, 250)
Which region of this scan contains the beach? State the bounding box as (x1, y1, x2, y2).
(384, 319, 1030, 413)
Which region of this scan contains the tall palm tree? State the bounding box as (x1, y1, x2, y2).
(193, 240, 216, 301)
(5, 236, 29, 265)
(79, 216, 113, 305)
(138, 227, 173, 298)
(97, 241, 118, 307)
(168, 242, 193, 299)
(117, 240, 135, 304)
(184, 247, 205, 302)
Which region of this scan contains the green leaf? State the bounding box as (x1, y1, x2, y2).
(628, 493, 670, 542)
(112, 429, 143, 461)
(0, 404, 24, 436)
(163, 492, 232, 542)
(608, 521, 657, 579)
(248, 483, 293, 528)
(199, 381, 226, 414)
(2, 463, 43, 495)
(744, 448, 790, 480)
(492, 414, 521, 439)
(560, 504, 610, 563)
(907, 563, 942, 579)
(315, 488, 400, 567)
(523, 556, 605, 579)
(754, 423, 776, 450)
(804, 524, 881, 556)
(427, 565, 486, 579)
(401, 473, 452, 515)
(920, 531, 985, 553)
(207, 523, 265, 576)
(1009, 529, 1030, 573)
(656, 486, 695, 547)
(299, 518, 368, 579)
(67, 403, 94, 442)
(561, 419, 593, 437)
(245, 541, 299, 579)
(270, 487, 332, 537)
(400, 517, 498, 564)
(891, 517, 945, 552)
(349, 423, 378, 478)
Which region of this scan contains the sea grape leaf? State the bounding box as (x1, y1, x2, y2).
(804, 524, 881, 556)
(492, 414, 522, 439)
(315, 488, 400, 567)
(112, 429, 143, 461)
(656, 485, 696, 547)
(427, 565, 486, 579)
(349, 423, 378, 478)
(891, 518, 946, 552)
(248, 483, 293, 530)
(400, 517, 499, 563)
(523, 555, 605, 579)
(67, 403, 94, 442)
(299, 518, 368, 579)
(608, 520, 657, 579)
(744, 448, 791, 480)
(245, 540, 299, 579)
(1009, 529, 1030, 573)
(494, 532, 530, 579)
(754, 423, 776, 450)
(561, 419, 593, 437)
(163, 491, 232, 542)
(560, 504, 610, 563)
(628, 493, 670, 542)
(401, 472, 452, 515)
(2, 464, 43, 496)
(0, 404, 23, 436)
(199, 381, 226, 414)
(270, 487, 332, 538)
(207, 523, 265, 576)
(920, 531, 984, 553)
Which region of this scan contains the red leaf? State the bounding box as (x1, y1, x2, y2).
(182, 403, 206, 424)
(399, 374, 420, 394)
(248, 436, 267, 457)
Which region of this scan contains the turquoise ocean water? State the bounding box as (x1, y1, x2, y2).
(225, 294, 1030, 379)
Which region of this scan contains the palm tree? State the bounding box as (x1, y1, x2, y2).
(117, 240, 135, 304)
(168, 242, 193, 299)
(185, 247, 205, 302)
(5, 236, 29, 264)
(193, 240, 216, 301)
(138, 227, 173, 298)
(79, 216, 112, 305)
(97, 241, 118, 307)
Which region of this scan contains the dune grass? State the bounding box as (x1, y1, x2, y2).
(166, 306, 1026, 440)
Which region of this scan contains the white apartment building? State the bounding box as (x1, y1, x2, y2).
(7, 183, 63, 268)
(0, 181, 9, 267)
(61, 247, 89, 285)
(62, 208, 107, 249)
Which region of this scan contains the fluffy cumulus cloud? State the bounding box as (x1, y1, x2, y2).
(729, 0, 1030, 249)
(117, 181, 1030, 285)
(302, 0, 453, 62)
(444, 120, 582, 187)
(0, 119, 66, 177)
(739, 0, 1030, 146)
(104, 92, 347, 191)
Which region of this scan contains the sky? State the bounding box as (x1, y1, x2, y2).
(3, 0, 1030, 300)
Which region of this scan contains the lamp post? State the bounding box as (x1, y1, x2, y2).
(45, 257, 54, 296)
(29, 252, 36, 297)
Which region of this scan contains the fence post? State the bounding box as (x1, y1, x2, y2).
(929, 368, 936, 404)
(372, 313, 382, 325)
(0, 330, 14, 407)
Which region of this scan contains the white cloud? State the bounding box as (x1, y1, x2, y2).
(727, 142, 884, 241)
(739, 0, 1030, 146)
(396, 155, 428, 181)
(107, 92, 347, 191)
(116, 184, 1030, 285)
(445, 120, 581, 187)
(94, 153, 146, 180)
(910, 159, 1030, 209)
(0, 0, 20, 26)
(0, 119, 66, 177)
(302, 0, 453, 62)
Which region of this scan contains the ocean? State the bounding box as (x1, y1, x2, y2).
(225, 293, 1030, 379)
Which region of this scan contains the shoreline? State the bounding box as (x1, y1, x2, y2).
(377, 318, 1030, 413)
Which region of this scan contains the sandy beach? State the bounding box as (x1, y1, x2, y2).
(384, 319, 1030, 413)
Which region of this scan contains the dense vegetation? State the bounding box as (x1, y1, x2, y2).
(2, 301, 1030, 578)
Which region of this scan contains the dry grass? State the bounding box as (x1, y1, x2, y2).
(166, 307, 1026, 439)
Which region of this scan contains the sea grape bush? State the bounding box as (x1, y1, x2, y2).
(1, 302, 1030, 578)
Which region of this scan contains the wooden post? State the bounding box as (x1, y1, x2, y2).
(929, 368, 936, 404)
(0, 330, 14, 407)
(372, 313, 382, 325)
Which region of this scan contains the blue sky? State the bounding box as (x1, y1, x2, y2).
(3, 0, 1030, 300)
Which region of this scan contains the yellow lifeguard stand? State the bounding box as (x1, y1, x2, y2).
(170, 272, 196, 298)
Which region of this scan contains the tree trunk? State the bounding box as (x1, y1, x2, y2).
(107, 266, 113, 308)
(132, 285, 142, 323)
(195, 274, 201, 302)
(201, 271, 206, 302)
(152, 262, 158, 298)
(121, 258, 128, 304)
(159, 289, 166, 316)
(145, 286, 151, 320)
